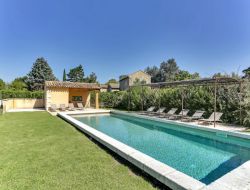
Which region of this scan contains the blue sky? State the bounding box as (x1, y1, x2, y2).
(0, 0, 250, 83)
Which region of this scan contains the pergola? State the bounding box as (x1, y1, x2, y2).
(128, 77, 243, 127)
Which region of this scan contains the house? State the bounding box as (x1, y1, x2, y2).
(44, 81, 100, 110)
(100, 84, 108, 92)
(107, 83, 120, 92)
(119, 70, 151, 90)
(100, 83, 120, 92)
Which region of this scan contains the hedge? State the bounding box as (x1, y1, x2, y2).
(0, 90, 44, 99)
(98, 84, 249, 127)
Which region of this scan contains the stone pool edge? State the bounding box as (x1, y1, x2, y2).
(113, 110, 250, 140)
(58, 112, 205, 190)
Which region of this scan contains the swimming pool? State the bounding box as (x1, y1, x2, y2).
(73, 112, 250, 185)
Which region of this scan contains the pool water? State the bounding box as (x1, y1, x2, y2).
(74, 113, 250, 184)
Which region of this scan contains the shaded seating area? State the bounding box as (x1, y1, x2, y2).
(129, 77, 242, 127)
(45, 81, 100, 112)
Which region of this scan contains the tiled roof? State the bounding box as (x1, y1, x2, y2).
(100, 84, 108, 88)
(45, 81, 100, 89)
(119, 70, 151, 81)
(108, 83, 119, 89)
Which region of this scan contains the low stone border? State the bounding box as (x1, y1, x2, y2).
(58, 111, 250, 190)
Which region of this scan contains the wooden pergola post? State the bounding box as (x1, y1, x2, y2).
(239, 81, 243, 125)
(213, 78, 217, 127)
(141, 86, 144, 111)
(181, 87, 184, 119)
(128, 87, 131, 111)
(95, 90, 99, 109)
(158, 86, 161, 108)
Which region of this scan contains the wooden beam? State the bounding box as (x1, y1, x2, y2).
(214, 79, 217, 127)
(95, 91, 99, 109)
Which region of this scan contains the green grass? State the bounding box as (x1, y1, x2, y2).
(0, 112, 157, 190)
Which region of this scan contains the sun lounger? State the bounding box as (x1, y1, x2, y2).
(152, 107, 166, 117)
(68, 103, 76, 111)
(139, 106, 155, 115)
(59, 104, 66, 111)
(199, 112, 223, 125)
(183, 110, 205, 121)
(77, 102, 84, 110)
(169, 109, 189, 120)
(49, 104, 57, 112)
(164, 108, 178, 118)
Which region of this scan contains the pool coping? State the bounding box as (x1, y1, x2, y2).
(113, 110, 250, 140)
(58, 111, 250, 190)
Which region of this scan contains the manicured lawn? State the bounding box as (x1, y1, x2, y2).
(0, 112, 157, 190)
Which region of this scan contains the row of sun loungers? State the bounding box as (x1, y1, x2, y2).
(49, 102, 85, 112)
(139, 106, 223, 124)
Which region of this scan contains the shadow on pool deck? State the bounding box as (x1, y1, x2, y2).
(200, 155, 246, 184)
(73, 126, 171, 190)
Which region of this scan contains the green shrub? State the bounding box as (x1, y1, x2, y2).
(99, 83, 247, 125)
(243, 81, 250, 127)
(0, 90, 44, 99)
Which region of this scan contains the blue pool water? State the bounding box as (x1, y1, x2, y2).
(74, 113, 250, 184)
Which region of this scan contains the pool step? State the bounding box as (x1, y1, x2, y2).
(216, 132, 228, 138)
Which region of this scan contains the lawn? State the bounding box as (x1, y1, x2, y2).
(0, 112, 157, 190)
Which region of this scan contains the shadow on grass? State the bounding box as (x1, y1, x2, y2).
(73, 127, 171, 190)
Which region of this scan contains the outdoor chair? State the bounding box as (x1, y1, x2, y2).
(68, 103, 76, 111)
(49, 104, 57, 112)
(139, 106, 155, 115)
(164, 108, 178, 118)
(169, 109, 189, 120)
(199, 112, 223, 125)
(59, 104, 66, 111)
(152, 107, 166, 117)
(77, 102, 84, 110)
(183, 110, 205, 121)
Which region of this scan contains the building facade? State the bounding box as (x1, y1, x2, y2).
(44, 81, 100, 110)
(119, 70, 151, 90)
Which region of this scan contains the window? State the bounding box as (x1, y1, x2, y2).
(72, 96, 82, 101)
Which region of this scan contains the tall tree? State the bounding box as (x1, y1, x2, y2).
(10, 77, 28, 90)
(160, 58, 179, 82)
(67, 65, 84, 82)
(26, 57, 56, 90)
(119, 75, 128, 80)
(243, 67, 250, 79)
(0, 79, 5, 90)
(63, 69, 67, 81)
(105, 78, 118, 84)
(85, 72, 97, 83)
(145, 66, 161, 83)
(175, 70, 200, 81)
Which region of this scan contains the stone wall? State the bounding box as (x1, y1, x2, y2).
(119, 71, 151, 91)
(3, 98, 44, 112)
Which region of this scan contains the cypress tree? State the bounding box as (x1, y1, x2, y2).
(63, 69, 67, 81)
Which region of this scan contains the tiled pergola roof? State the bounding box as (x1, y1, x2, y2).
(45, 81, 100, 89)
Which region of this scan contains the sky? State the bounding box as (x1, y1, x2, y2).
(0, 0, 250, 83)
